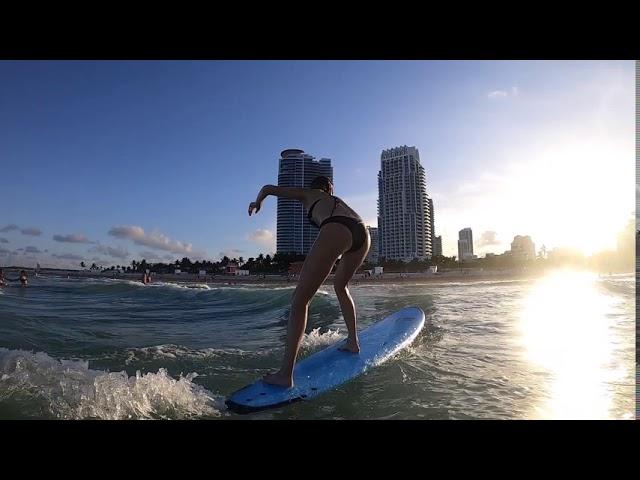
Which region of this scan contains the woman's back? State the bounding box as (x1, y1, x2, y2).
(306, 191, 362, 227)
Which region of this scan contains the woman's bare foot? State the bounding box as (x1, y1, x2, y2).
(338, 338, 360, 353)
(262, 371, 294, 388)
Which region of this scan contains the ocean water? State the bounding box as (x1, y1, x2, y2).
(0, 271, 635, 420)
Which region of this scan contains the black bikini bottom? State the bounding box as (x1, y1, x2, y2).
(319, 216, 368, 253)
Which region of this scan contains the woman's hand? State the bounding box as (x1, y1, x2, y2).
(248, 200, 262, 216)
(249, 185, 273, 216)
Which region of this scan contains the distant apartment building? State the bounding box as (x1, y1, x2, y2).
(427, 196, 435, 251)
(377, 145, 432, 262)
(458, 228, 475, 261)
(366, 226, 379, 264)
(510, 235, 536, 261)
(276, 149, 333, 255)
(433, 235, 442, 257)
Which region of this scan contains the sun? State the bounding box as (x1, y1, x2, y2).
(494, 139, 634, 256)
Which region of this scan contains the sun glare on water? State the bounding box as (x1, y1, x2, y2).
(518, 271, 630, 419)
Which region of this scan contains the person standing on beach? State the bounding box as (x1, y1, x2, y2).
(248, 176, 370, 388)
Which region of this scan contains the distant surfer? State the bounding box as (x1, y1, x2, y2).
(19, 270, 28, 287)
(0, 269, 6, 287)
(249, 176, 370, 387)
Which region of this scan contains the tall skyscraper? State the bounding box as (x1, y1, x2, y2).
(365, 226, 379, 264)
(276, 149, 333, 255)
(377, 145, 432, 262)
(433, 235, 443, 257)
(427, 196, 435, 250)
(458, 228, 474, 261)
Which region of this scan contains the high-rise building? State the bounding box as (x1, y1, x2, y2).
(433, 235, 442, 257)
(377, 145, 432, 262)
(510, 235, 536, 261)
(427, 196, 435, 248)
(458, 228, 474, 261)
(365, 226, 379, 264)
(276, 149, 333, 255)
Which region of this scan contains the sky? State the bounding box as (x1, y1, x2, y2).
(0, 60, 635, 268)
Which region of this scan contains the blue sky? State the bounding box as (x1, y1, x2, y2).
(0, 60, 634, 268)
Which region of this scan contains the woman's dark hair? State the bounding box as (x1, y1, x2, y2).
(310, 176, 333, 193)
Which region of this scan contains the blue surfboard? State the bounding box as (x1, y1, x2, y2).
(226, 306, 425, 414)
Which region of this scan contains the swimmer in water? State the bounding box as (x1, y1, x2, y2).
(19, 270, 28, 287)
(0, 268, 5, 287)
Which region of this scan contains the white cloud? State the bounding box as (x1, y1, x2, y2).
(478, 231, 500, 247)
(0, 225, 42, 236)
(53, 233, 93, 244)
(488, 86, 519, 100)
(90, 244, 130, 260)
(248, 229, 274, 243)
(488, 90, 508, 99)
(108, 225, 199, 255)
(20, 227, 42, 236)
(52, 253, 85, 261)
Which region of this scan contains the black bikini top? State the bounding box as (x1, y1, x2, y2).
(307, 195, 339, 228)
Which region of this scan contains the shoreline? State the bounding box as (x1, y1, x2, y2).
(5, 267, 631, 289)
(7, 267, 557, 287)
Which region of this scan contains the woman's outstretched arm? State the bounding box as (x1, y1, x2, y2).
(248, 185, 310, 216)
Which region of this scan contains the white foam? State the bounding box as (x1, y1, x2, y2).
(145, 282, 212, 290)
(184, 283, 211, 290)
(0, 348, 223, 419)
(300, 327, 345, 351)
(219, 285, 296, 291)
(124, 344, 226, 364)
